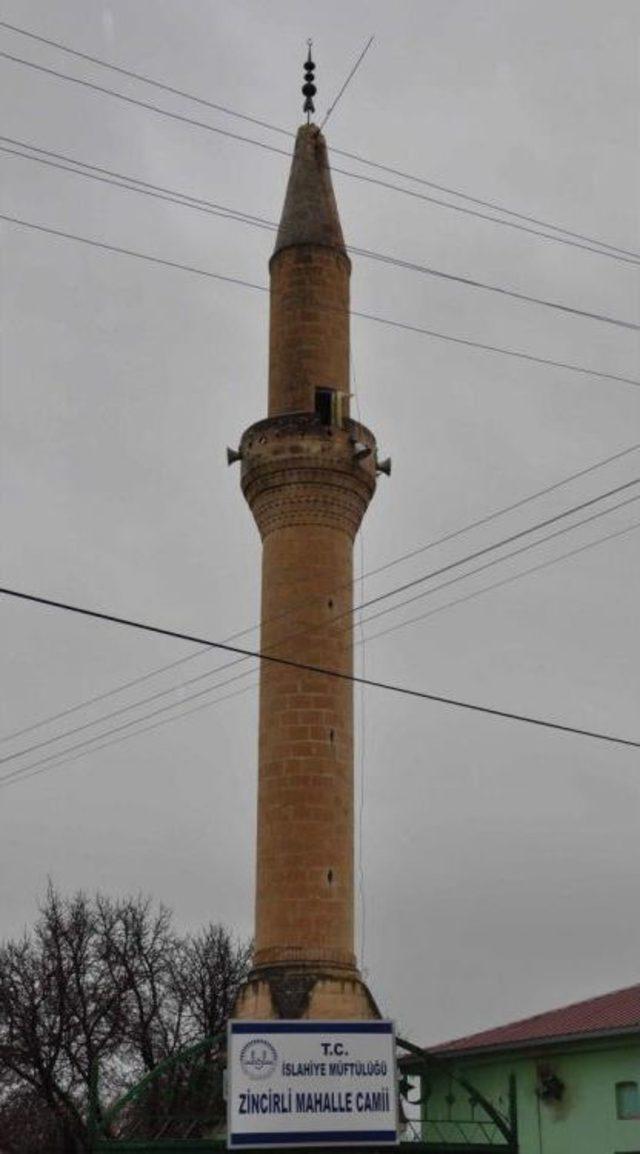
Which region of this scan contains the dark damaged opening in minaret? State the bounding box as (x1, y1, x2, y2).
(315, 386, 346, 427)
(315, 387, 334, 425)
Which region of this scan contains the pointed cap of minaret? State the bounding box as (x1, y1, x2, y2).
(273, 124, 346, 257)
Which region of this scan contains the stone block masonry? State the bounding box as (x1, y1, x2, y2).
(233, 124, 382, 1021)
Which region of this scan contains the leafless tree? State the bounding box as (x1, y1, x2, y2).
(0, 886, 250, 1152)
(176, 924, 253, 1043)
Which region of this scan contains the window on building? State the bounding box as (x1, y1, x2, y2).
(615, 1081, 640, 1119)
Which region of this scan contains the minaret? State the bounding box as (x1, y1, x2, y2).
(232, 57, 384, 1021)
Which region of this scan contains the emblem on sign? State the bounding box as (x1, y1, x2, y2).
(240, 1039, 278, 1081)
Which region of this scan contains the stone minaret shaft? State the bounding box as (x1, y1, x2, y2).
(234, 124, 379, 1020)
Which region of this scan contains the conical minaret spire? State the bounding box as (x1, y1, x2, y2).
(274, 125, 346, 255)
(232, 103, 386, 1021)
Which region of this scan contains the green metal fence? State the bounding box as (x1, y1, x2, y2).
(90, 1034, 518, 1153)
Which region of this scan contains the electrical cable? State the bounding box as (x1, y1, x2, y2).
(0, 586, 638, 752)
(0, 137, 278, 229)
(351, 351, 368, 971)
(354, 492, 640, 636)
(2, 49, 639, 266)
(4, 139, 637, 331)
(344, 479, 640, 618)
(2, 439, 639, 747)
(2, 212, 638, 388)
(2, 480, 637, 766)
(366, 519, 640, 646)
(352, 444, 640, 587)
(1, 19, 637, 260)
(0, 676, 262, 791)
(2, 514, 638, 792)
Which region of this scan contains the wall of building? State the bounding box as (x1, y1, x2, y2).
(420, 1038, 640, 1153)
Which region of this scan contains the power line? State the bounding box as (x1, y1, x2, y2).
(4, 439, 638, 748)
(350, 243, 638, 331)
(0, 586, 638, 751)
(0, 640, 213, 742)
(354, 444, 640, 585)
(366, 519, 640, 646)
(346, 479, 640, 618)
(0, 676, 261, 791)
(4, 138, 638, 331)
(3, 515, 638, 792)
(1, 139, 279, 233)
(2, 48, 639, 267)
(348, 306, 639, 387)
(355, 492, 640, 635)
(2, 212, 638, 388)
(0, 20, 296, 137)
(123, 478, 640, 744)
(1, 18, 637, 261)
(335, 157, 639, 262)
(3, 483, 637, 769)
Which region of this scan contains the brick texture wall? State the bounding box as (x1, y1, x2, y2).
(268, 245, 351, 417)
(235, 170, 379, 1019)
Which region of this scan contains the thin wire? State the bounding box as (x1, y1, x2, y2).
(0, 677, 262, 790)
(351, 351, 368, 970)
(366, 520, 640, 646)
(4, 139, 637, 330)
(2, 49, 638, 266)
(3, 481, 637, 766)
(354, 444, 640, 586)
(1, 20, 637, 260)
(3, 437, 638, 748)
(2, 494, 637, 775)
(2, 212, 638, 388)
(225, 491, 640, 669)
(0, 642, 215, 743)
(0, 138, 278, 231)
(346, 478, 640, 620)
(320, 35, 375, 130)
(328, 148, 640, 261)
(0, 19, 295, 138)
(348, 304, 640, 387)
(354, 492, 640, 636)
(0, 50, 293, 160)
(3, 515, 638, 792)
(19, 494, 637, 774)
(349, 242, 639, 331)
(0, 661, 259, 784)
(0, 587, 637, 750)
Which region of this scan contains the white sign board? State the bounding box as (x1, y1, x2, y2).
(227, 1020, 398, 1148)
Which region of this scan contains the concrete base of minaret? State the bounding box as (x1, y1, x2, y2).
(234, 966, 380, 1021)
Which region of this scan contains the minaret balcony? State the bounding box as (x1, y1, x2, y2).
(239, 411, 377, 539)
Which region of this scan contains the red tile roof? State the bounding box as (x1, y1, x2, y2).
(431, 983, 640, 1055)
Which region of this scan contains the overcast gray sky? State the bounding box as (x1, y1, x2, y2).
(1, 0, 639, 1046)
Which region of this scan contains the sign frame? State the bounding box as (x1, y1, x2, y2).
(227, 1020, 399, 1149)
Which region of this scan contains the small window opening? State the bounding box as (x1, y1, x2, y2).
(315, 388, 347, 427)
(315, 388, 334, 426)
(616, 1081, 640, 1119)
(327, 869, 333, 884)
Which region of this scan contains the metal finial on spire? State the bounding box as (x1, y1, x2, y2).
(302, 40, 316, 123)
